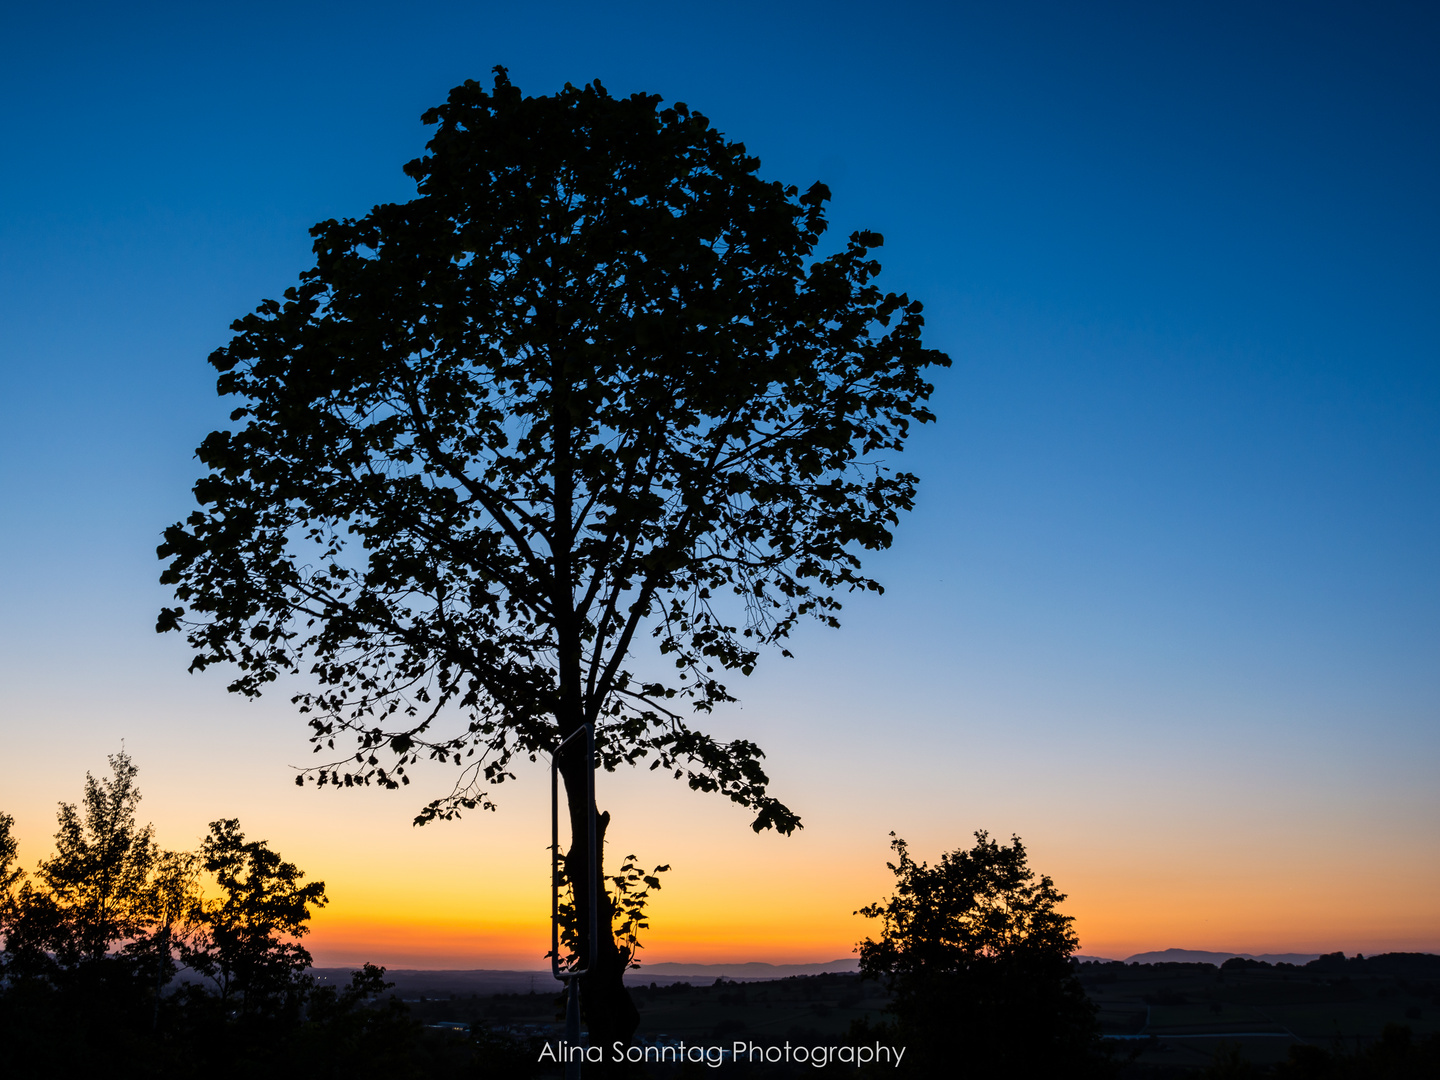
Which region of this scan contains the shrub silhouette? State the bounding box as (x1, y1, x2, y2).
(856, 831, 1110, 1076)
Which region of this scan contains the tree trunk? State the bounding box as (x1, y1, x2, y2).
(551, 340, 637, 1069)
(559, 755, 639, 1072)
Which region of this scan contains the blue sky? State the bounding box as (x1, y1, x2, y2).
(1, 1, 1436, 962)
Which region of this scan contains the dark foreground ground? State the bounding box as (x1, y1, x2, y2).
(1080, 953, 1440, 1075)
(380, 952, 1440, 1076)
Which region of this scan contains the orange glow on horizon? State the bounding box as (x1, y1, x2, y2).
(299, 825, 1440, 970)
(5, 730, 1436, 975)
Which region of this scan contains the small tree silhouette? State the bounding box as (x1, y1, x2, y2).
(34, 750, 157, 964)
(0, 812, 20, 898)
(554, 854, 669, 974)
(0, 810, 27, 979)
(182, 819, 327, 1016)
(857, 832, 1109, 1075)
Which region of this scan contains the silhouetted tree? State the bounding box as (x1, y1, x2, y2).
(0, 810, 23, 977)
(183, 818, 327, 1016)
(857, 832, 1109, 1075)
(0, 839, 65, 983)
(35, 749, 157, 964)
(0, 812, 19, 898)
(158, 67, 949, 1052)
(134, 847, 202, 1029)
(1, 756, 186, 1072)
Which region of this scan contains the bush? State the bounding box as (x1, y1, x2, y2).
(856, 831, 1111, 1076)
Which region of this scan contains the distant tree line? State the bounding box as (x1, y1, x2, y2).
(0, 752, 472, 1078)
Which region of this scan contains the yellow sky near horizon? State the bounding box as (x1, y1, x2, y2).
(6, 753, 1438, 970)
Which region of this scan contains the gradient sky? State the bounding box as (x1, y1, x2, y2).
(1, 1, 1437, 968)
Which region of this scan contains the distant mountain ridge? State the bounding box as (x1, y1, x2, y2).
(638, 959, 859, 979)
(1072, 948, 1324, 966)
(315, 952, 1440, 994)
(310, 959, 862, 996)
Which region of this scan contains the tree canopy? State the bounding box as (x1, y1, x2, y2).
(0, 812, 22, 907)
(32, 751, 158, 964)
(181, 819, 328, 1015)
(857, 832, 1108, 1075)
(158, 67, 947, 828)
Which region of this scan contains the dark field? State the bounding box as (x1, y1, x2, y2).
(405, 970, 888, 1045)
(1081, 953, 1440, 1073)
(392, 953, 1440, 1076)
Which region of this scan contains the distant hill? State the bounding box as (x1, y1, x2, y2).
(632, 959, 859, 981)
(310, 959, 863, 996)
(326, 952, 1440, 994)
(1121, 948, 1321, 966)
(312, 968, 561, 996)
